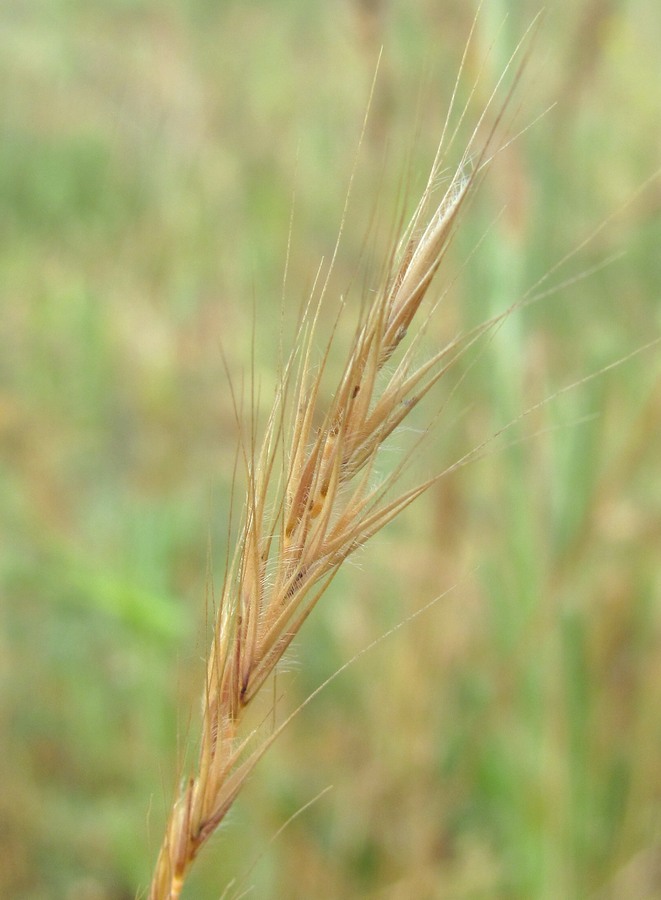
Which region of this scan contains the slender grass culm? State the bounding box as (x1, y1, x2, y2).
(145, 19, 537, 898)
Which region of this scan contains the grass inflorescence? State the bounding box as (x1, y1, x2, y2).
(147, 29, 530, 894)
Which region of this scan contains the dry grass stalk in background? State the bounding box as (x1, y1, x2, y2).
(147, 35, 529, 900)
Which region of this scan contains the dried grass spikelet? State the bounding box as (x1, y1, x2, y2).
(147, 26, 533, 900)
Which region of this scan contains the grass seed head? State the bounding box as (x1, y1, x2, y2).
(148, 25, 529, 897)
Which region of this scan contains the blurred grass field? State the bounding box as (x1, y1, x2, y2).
(1, 1, 660, 897)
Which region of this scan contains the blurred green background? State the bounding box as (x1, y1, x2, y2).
(1, 1, 660, 898)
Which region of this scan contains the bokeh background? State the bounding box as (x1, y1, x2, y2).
(1, 1, 660, 897)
